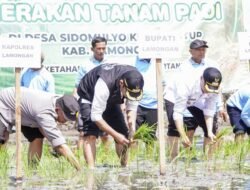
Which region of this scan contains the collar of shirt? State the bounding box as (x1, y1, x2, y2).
(189, 58, 205, 66)
(90, 56, 107, 64)
(135, 57, 151, 72)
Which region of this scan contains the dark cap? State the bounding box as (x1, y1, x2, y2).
(56, 95, 79, 121)
(190, 39, 208, 49)
(121, 70, 144, 101)
(203, 67, 222, 93)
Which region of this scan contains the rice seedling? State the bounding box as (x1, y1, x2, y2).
(133, 123, 156, 145)
(1, 122, 249, 190)
(96, 142, 120, 166)
(0, 146, 9, 179)
(216, 127, 232, 140)
(124, 123, 159, 168)
(235, 140, 250, 170)
(207, 135, 250, 173)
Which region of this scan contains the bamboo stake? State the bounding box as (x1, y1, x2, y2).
(15, 67, 22, 181)
(249, 60, 250, 72)
(155, 58, 166, 175)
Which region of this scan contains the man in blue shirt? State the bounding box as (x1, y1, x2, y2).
(73, 37, 110, 149)
(135, 57, 157, 139)
(227, 87, 250, 142)
(73, 36, 107, 97)
(20, 52, 55, 160)
(21, 53, 55, 93)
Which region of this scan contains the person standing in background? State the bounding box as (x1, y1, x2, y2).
(134, 57, 158, 140)
(21, 52, 55, 93)
(73, 37, 111, 149)
(20, 52, 56, 159)
(73, 36, 108, 97)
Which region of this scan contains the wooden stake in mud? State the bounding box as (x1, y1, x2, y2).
(15, 68, 22, 181)
(0, 37, 40, 181)
(156, 58, 166, 175)
(138, 30, 182, 175)
(249, 60, 250, 72)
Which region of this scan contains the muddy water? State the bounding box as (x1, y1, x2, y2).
(4, 157, 250, 190)
(2, 128, 250, 189)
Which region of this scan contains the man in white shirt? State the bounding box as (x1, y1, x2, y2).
(77, 63, 144, 167)
(165, 67, 222, 160)
(165, 40, 226, 158)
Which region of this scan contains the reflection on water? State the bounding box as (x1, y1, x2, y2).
(1, 132, 250, 190)
(2, 160, 250, 190)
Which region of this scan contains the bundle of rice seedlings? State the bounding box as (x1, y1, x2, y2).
(133, 123, 156, 144)
(216, 127, 232, 140)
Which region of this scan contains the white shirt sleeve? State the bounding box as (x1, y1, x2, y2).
(173, 78, 190, 120)
(91, 78, 110, 122)
(203, 95, 218, 117)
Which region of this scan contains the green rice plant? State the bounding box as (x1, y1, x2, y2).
(22, 144, 36, 177)
(216, 127, 232, 140)
(169, 148, 187, 165)
(145, 141, 159, 162)
(214, 138, 250, 172)
(0, 146, 9, 178)
(133, 123, 156, 145)
(39, 145, 76, 178)
(220, 141, 235, 159)
(235, 140, 250, 170)
(130, 123, 160, 164)
(242, 164, 250, 174)
(22, 143, 77, 179)
(96, 142, 119, 166)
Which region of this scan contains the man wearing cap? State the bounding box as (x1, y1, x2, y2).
(77, 63, 144, 167)
(226, 86, 250, 142)
(164, 39, 226, 158)
(0, 87, 81, 170)
(166, 67, 222, 160)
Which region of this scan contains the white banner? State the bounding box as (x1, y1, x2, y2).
(138, 31, 184, 59)
(0, 38, 41, 68)
(238, 32, 250, 60)
(242, 0, 250, 31)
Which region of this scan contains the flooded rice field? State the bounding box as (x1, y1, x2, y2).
(1, 128, 250, 190)
(4, 158, 250, 189)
